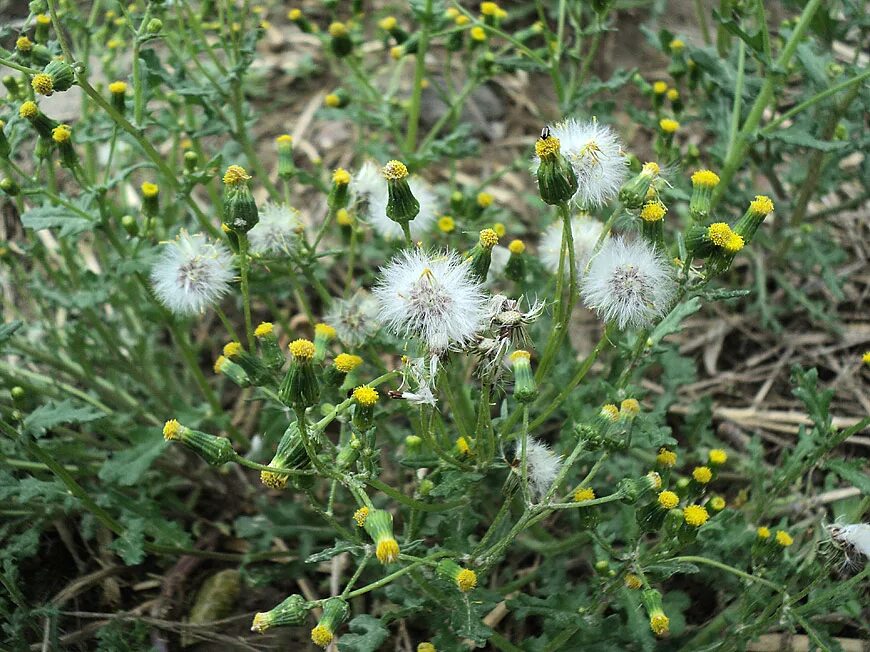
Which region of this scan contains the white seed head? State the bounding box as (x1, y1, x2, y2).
(247, 202, 301, 255)
(352, 161, 438, 240)
(485, 245, 510, 285)
(581, 236, 676, 329)
(325, 291, 381, 347)
(538, 215, 605, 281)
(150, 231, 234, 316)
(827, 523, 870, 559)
(400, 355, 439, 406)
(533, 118, 628, 207)
(374, 249, 489, 353)
(523, 438, 562, 500)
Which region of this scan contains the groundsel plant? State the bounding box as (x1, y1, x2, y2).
(2, 1, 868, 650)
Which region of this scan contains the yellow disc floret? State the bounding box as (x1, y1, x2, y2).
(479, 228, 498, 249)
(509, 350, 531, 363)
(311, 624, 333, 647)
(477, 191, 493, 208)
(656, 448, 677, 467)
(658, 490, 679, 510)
(376, 537, 400, 563)
(288, 8, 302, 20)
(481, 2, 500, 16)
(379, 16, 397, 30)
(574, 487, 595, 503)
(276, 134, 293, 145)
(641, 161, 661, 177)
(336, 208, 352, 226)
(418, 643, 436, 652)
(382, 159, 409, 180)
(470, 26, 486, 42)
(708, 449, 727, 465)
(16, 35, 33, 52)
(352, 386, 379, 406)
(659, 118, 680, 133)
(223, 341, 242, 357)
(438, 216, 455, 233)
(456, 436, 471, 455)
(213, 355, 227, 374)
(324, 93, 340, 107)
(456, 568, 477, 592)
(163, 419, 182, 441)
(492, 222, 506, 237)
(691, 169, 720, 188)
(775, 530, 793, 547)
(750, 195, 774, 215)
(625, 574, 642, 590)
(724, 232, 744, 253)
(31, 73, 54, 96)
(328, 22, 347, 37)
(709, 496, 726, 511)
(334, 353, 363, 373)
(109, 80, 128, 94)
(254, 322, 274, 338)
(652, 81, 668, 94)
(669, 38, 685, 53)
(683, 504, 709, 527)
(620, 398, 640, 416)
(289, 338, 315, 360)
(141, 182, 159, 198)
(315, 323, 336, 338)
(601, 404, 619, 421)
(535, 135, 561, 159)
(332, 168, 351, 185)
(707, 222, 735, 248)
(757, 526, 771, 540)
(223, 164, 251, 185)
(51, 124, 71, 144)
(640, 202, 667, 222)
(692, 466, 712, 484)
(650, 613, 670, 636)
(666, 88, 680, 101)
(508, 239, 525, 254)
(19, 101, 39, 120)
(353, 506, 369, 527)
(260, 470, 288, 490)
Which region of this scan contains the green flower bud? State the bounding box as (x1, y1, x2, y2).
(261, 422, 310, 489)
(254, 322, 285, 370)
(467, 228, 498, 281)
(18, 100, 58, 138)
(10, 386, 25, 402)
(108, 80, 128, 113)
(121, 214, 138, 236)
(310, 597, 349, 648)
(146, 18, 163, 34)
(324, 88, 351, 109)
(436, 559, 478, 592)
(509, 350, 537, 403)
(288, 8, 314, 33)
(275, 134, 295, 179)
(351, 385, 378, 432)
(34, 14, 51, 43)
(363, 509, 399, 563)
(328, 22, 353, 58)
(43, 60, 76, 93)
(140, 182, 159, 217)
(535, 133, 578, 205)
(222, 165, 259, 233)
(162, 419, 235, 466)
(183, 150, 199, 172)
(642, 589, 670, 637)
(222, 341, 271, 385)
(214, 355, 251, 387)
(733, 195, 774, 245)
(505, 239, 526, 282)
(688, 169, 720, 221)
(638, 200, 667, 250)
(618, 162, 660, 209)
(323, 353, 363, 388)
(278, 339, 320, 410)
(336, 433, 361, 469)
(2, 76, 21, 100)
(382, 160, 420, 229)
(251, 594, 311, 633)
(0, 177, 20, 196)
(312, 323, 336, 363)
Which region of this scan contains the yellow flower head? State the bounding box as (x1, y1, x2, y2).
(109, 80, 128, 94)
(418, 643, 436, 652)
(376, 537, 400, 563)
(709, 496, 726, 511)
(260, 470, 288, 490)
(692, 466, 712, 484)
(141, 182, 159, 198)
(336, 208, 352, 226)
(652, 81, 668, 94)
(666, 88, 680, 102)
(470, 26, 487, 42)
(390, 45, 404, 60)
(508, 239, 525, 254)
(107, 38, 124, 49)
(311, 624, 333, 647)
(750, 195, 774, 215)
(163, 419, 182, 440)
(437, 216, 455, 233)
(657, 490, 679, 510)
(775, 530, 793, 547)
(382, 159, 408, 180)
(574, 487, 595, 503)
(708, 449, 727, 465)
(31, 74, 54, 96)
(757, 526, 771, 540)
(19, 101, 39, 120)
(669, 38, 685, 53)
(276, 133, 293, 145)
(479, 228, 498, 249)
(509, 350, 531, 363)
(455, 14, 470, 26)
(332, 169, 351, 186)
(724, 232, 745, 253)
(477, 191, 494, 208)
(254, 322, 273, 338)
(353, 506, 369, 527)
(480, 2, 500, 16)
(650, 613, 670, 637)
(288, 8, 302, 21)
(642, 161, 661, 177)
(328, 22, 347, 38)
(315, 323, 336, 339)
(223, 341, 242, 357)
(16, 36, 33, 52)
(625, 574, 642, 590)
(535, 135, 561, 159)
(334, 353, 363, 373)
(659, 118, 680, 134)
(620, 398, 640, 417)
(640, 202, 667, 222)
(492, 222, 506, 237)
(707, 222, 736, 249)
(456, 568, 477, 592)
(656, 448, 677, 467)
(223, 164, 251, 185)
(683, 504, 709, 527)
(379, 16, 397, 30)
(288, 338, 315, 360)
(863, 351, 870, 365)
(213, 355, 227, 374)
(324, 93, 340, 107)
(352, 386, 379, 407)
(691, 169, 720, 188)
(456, 436, 471, 455)
(51, 124, 71, 144)
(601, 404, 619, 422)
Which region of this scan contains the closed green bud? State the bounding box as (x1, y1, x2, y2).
(0, 122, 10, 159)
(336, 433, 361, 469)
(10, 386, 26, 402)
(30, 44, 52, 67)
(275, 134, 295, 179)
(183, 150, 199, 172)
(324, 88, 351, 109)
(43, 60, 75, 92)
(121, 214, 138, 236)
(34, 136, 52, 160)
(251, 594, 311, 633)
(351, 386, 379, 431)
(18, 100, 58, 138)
(535, 134, 578, 205)
(34, 14, 51, 43)
(310, 597, 349, 648)
(254, 322, 285, 370)
(288, 8, 314, 33)
(688, 169, 720, 221)
(382, 160, 419, 228)
(146, 18, 163, 33)
(327, 168, 351, 211)
(0, 177, 20, 196)
(618, 162, 660, 209)
(509, 350, 537, 403)
(162, 419, 235, 466)
(467, 228, 498, 281)
(279, 339, 320, 410)
(260, 422, 309, 489)
(328, 22, 353, 58)
(222, 165, 259, 233)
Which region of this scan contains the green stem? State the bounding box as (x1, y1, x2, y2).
(693, 0, 712, 44)
(366, 478, 468, 512)
(404, 0, 433, 152)
(725, 40, 746, 162)
(237, 234, 254, 349)
(666, 555, 783, 592)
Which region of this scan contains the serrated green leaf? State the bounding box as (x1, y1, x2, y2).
(23, 399, 105, 437)
(650, 297, 702, 346)
(826, 459, 870, 495)
(99, 433, 166, 486)
(764, 128, 849, 151)
(0, 320, 22, 348)
(306, 540, 361, 564)
(111, 518, 146, 565)
(20, 205, 94, 236)
(701, 288, 752, 302)
(337, 615, 390, 652)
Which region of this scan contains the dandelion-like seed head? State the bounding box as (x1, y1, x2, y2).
(352, 386, 379, 406)
(247, 202, 301, 256)
(658, 490, 679, 509)
(374, 249, 489, 353)
(326, 291, 381, 347)
(538, 215, 605, 281)
(683, 505, 709, 527)
(150, 231, 234, 316)
(456, 568, 477, 592)
(524, 438, 562, 500)
(537, 119, 628, 207)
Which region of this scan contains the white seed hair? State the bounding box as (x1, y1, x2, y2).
(827, 523, 870, 559)
(325, 291, 381, 347)
(373, 249, 489, 353)
(533, 118, 628, 208)
(150, 231, 234, 316)
(523, 438, 562, 500)
(581, 236, 676, 330)
(538, 215, 605, 281)
(485, 245, 510, 285)
(247, 202, 301, 255)
(352, 161, 438, 240)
